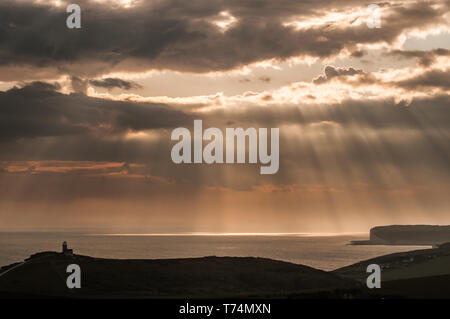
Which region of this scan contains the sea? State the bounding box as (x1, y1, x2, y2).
(0, 232, 430, 271)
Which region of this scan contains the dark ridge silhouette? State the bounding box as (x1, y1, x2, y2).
(334, 244, 450, 298)
(0, 253, 362, 299)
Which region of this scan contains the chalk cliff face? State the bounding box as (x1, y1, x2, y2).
(369, 229, 389, 244)
(370, 225, 450, 245)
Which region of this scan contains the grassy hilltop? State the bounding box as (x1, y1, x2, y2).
(334, 243, 450, 298)
(0, 253, 361, 299)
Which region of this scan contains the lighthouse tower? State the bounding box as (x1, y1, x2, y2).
(62, 241, 73, 256)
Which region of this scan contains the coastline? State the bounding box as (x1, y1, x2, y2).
(1, 243, 450, 299)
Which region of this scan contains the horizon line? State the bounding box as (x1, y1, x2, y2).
(84, 232, 368, 237)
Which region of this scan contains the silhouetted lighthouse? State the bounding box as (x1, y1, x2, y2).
(62, 241, 73, 256)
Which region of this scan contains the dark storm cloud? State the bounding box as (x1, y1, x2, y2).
(2, 79, 449, 147)
(89, 78, 142, 90)
(396, 69, 450, 90)
(0, 82, 193, 141)
(0, 0, 447, 77)
(350, 50, 366, 58)
(310, 65, 450, 91)
(70, 76, 142, 93)
(313, 66, 364, 84)
(387, 48, 450, 66)
(1, 80, 449, 195)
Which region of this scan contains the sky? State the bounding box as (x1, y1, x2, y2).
(0, 0, 449, 233)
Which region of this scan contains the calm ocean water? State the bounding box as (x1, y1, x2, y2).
(0, 232, 429, 271)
